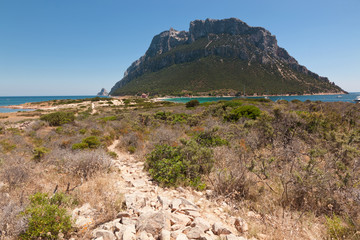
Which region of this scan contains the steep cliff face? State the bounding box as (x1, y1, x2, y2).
(110, 18, 345, 96)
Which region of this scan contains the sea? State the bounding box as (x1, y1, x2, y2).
(0, 93, 359, 114)
(0, 96, 99, 113)
(164, 92, 360, 104)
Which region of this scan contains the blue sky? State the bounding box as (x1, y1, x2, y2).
(0, 0, 359, 96)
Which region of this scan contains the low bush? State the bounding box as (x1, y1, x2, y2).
(186, 99, 200, 108)
(224, 105, 261, 121)
(146, 139, 213, 188)
(72, 136, 101, 150)
(32, 147, 50, 162)
(146, 144, 186, 186)
(0, 139, 16, 153)
(0, 201, 27, 238)
(1, 163, 28, 191)
(21, 192, 72, 239)
(194, 130, 228, 147)
(325, 214, 356, 239)
(40, 111, 75, 126)
(62, 149, 112, 180)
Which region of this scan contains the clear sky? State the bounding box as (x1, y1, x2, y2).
(0, 0, 359, 96)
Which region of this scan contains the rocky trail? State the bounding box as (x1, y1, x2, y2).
(72, 139, 250, 240)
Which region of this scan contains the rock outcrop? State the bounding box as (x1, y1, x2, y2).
(110, 18, 345, 96)
(97, 88, 109, 96)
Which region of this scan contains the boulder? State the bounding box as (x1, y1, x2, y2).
(158, 195, 171, 209)
(93, 229, 116, 240)
(212, 222, 232, 235)
(171, 198, 182, 210)
(170, 213, 191, 226)
(191, 217, 211, 233)
(136, 210, 170, 235)
(185, 227, 203, 239)
(176, 233, 189, 240)
(234, 218, 248, 234)
(122, 224, 136, 240)
(160, 229, 171, 240)
(138, 231, 155, 240)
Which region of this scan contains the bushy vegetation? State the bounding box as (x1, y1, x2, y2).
(146, 138, 213, 188)
(72, 136, 101, 150)
(224, 105, 261, 121)
(40, 111, 75, 126)
(21, 192, 73, 239)
(2, 96, 360, 239)
(186, 99, 200, 108)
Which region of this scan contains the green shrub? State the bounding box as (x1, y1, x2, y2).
(32, 147, 50, 162)
(21, 192, 72, 239)
(186, 99, 200, 108)
(79, 129, 87, 134)
(154, 111, 171, 120)
(100, 116, 117, 122)
(0, 140, 16, 153)
(107, 151, 118, 159)
(127, 145, 136, 154)
(194, 131, 228, 147)
(146, 144, 186, 186)
(221, 100, 243, 110)
(40, 111, 75, 126)
(146, 140, 213, 188)
(224, 105, 261, 121)
(55, 126, 63, 134)
(72, 136, 101, 150)
(325, 214, 355, 239)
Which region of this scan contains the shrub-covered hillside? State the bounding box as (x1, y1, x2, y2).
(1, 98, 360, 239)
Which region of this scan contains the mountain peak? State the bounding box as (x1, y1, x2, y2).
(110, 18, 345, 96)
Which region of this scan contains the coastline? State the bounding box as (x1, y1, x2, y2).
(154, 91, 348, 101)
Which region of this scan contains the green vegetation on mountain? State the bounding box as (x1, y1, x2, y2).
(112, 56, 341, 96)
(110, 18, 345, 96)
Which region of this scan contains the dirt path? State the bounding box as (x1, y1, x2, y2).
(82, 139, 249, 240)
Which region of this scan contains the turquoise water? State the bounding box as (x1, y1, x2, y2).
(0, 96, 101, 113)
(164, 92, 360, 104)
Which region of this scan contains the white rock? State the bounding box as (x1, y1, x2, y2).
(125, 192, 147, 210)
(122, 224, 136, 240)
(74, 216, 93, 229)
(131, 179, 147, 188)
(136, 210, 170, 235)
(157, 195, 170, 209)
(117, 212, 131, 218)
(171, 198, 182, 210)
(226, 234, 240, 240)
(180, 197, 199, 209)
(176, 233, 189, 240)
(234, 218, 248, 234)
(183, 209, 201, 218)
(160, 229, 171, 240)
(172, 224, 183, 231)
(185, 226, 203, 239)
(170, 213, 191, 226)
(72, 203, 96, 229)
(192, 217, 211, 233)
(93, 229, 116, 240)
(212, 222, 232, 235)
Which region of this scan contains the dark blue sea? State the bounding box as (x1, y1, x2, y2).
(0, 96, 99, 113)
(164, 92, 360, 104)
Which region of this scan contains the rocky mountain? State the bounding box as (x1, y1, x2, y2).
(97, 88, 109, 96)
(110, 18, 345, 96)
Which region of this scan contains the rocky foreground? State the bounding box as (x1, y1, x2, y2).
(71, 140, 250, 240)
